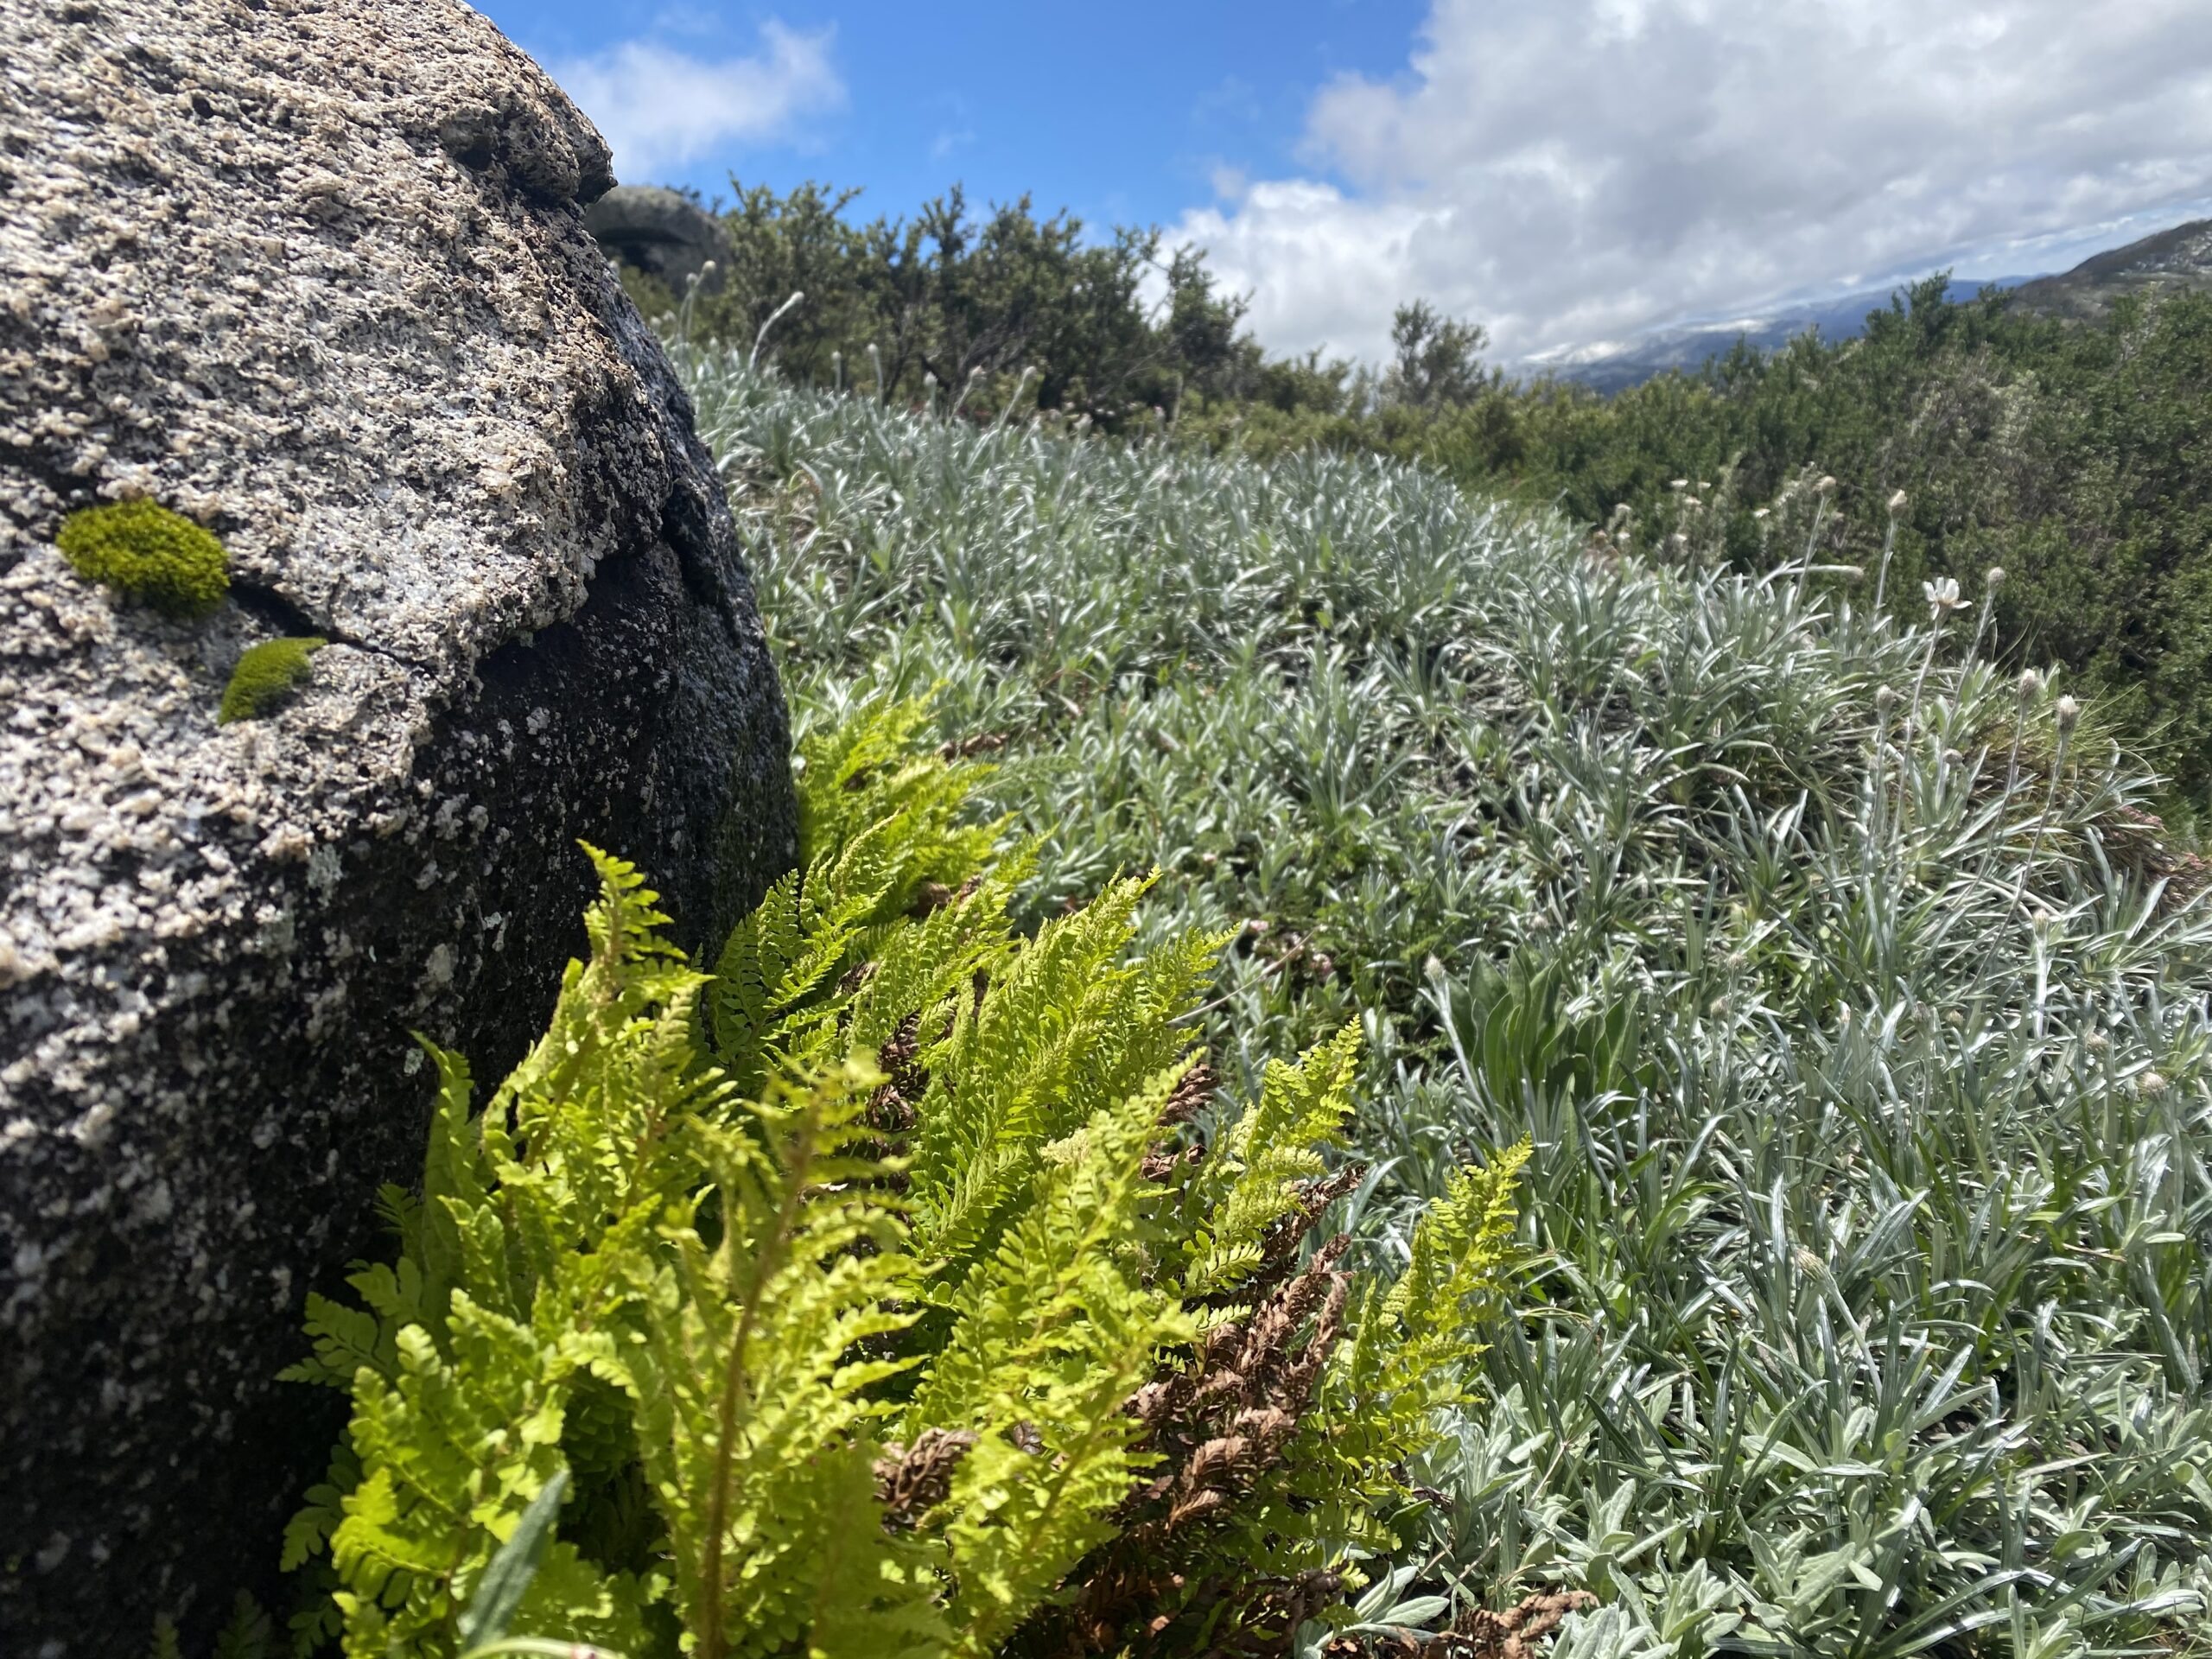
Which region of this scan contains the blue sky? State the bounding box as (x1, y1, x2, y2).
(480, 2, 1427, 231)
(483, 2, 2212, 365)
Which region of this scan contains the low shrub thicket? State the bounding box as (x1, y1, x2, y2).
(683, 347, 2212, 1659)
(653, 183, 2212, 802)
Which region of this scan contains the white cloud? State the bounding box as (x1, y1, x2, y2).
(550, 22, 845, 184)
(1173, 1, 2212, 364)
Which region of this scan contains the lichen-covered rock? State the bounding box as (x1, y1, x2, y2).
(0, 3, 796, 1649)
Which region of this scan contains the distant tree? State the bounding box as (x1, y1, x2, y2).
(1382, 300, 1495, 408)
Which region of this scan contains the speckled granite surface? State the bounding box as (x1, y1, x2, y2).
(0, 2, 793, 1645)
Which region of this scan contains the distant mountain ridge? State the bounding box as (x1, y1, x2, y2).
(1533, 276, 2034, 393)
(1538, 214, 2212, 392)
(2007, 218, 2212, 321)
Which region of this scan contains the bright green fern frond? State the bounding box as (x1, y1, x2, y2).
(1294, 1143, 1529, 1545)
(710, 844, 895, 1092)
(1184, 1021, 1363, 1298)
(576, 842, 684, 972)
(842, 863, 1026, 1061)
(908, 874, 1215, 1274)
(1175, 1142, 1530, 1599)
(326, 1301, 644, 1659)
(288, 845, 726, 1653)
(796, 700, 997, 895)
(711, 709, 1006, 1092)
(912, 1071, 1200, 1656)
(280, 701, 1481, 1659)
(630, 1060, 925, 1659)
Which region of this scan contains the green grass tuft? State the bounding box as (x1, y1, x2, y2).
(218, 636, 324, 725)
(55, 499, 230, 619)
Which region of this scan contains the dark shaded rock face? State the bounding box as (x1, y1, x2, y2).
(0, 2, 796, 1648)
(585, 182, 737, 296)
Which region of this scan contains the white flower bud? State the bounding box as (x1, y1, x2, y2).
(2055, 695, 2081, 734)
(1888, 489, 1909, 512)
(2017, 669, 2044, 700)
(1985, 565, 2006, 588)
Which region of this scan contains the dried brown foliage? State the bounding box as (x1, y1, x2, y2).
(872, 1034, 1382, 1657)
(1014, 1202, 1363, 1657)
(1161, 1063, 1222, 1127)
(874, 1428, 979, 1530)
(938, 731, 1010, 760)
(1145, 1064, 1221, 1180)
(870, 1011, 926, 1135)
(2102, 804, 2211, 911)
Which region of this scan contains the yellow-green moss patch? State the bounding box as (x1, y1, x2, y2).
(55, 500, 231, 618)
(219, 636, 325, 724)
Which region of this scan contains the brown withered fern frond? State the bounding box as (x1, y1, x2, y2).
(874, 1427, 980, 1530)
(869, 1010, 926, 1135)
(1144, 1063, 1220, 1180)
(1160, 1063, 1222, 1127)
(1013, 1229, 1359, 1657)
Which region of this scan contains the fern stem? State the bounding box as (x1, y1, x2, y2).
(697, 1094, 823, 1659)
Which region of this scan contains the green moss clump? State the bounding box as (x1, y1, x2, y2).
(219, 636, 326, 725)
(55, 499, 231, 618)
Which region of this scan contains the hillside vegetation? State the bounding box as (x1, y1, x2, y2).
(677, 341, 2212, 1658)
(637, 184, 2212, 806)
(1199, 282, 2212, 806)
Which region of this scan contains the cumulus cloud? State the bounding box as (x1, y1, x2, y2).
(550, 22, 844, 184)
(1174, 1, 2212, 363)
